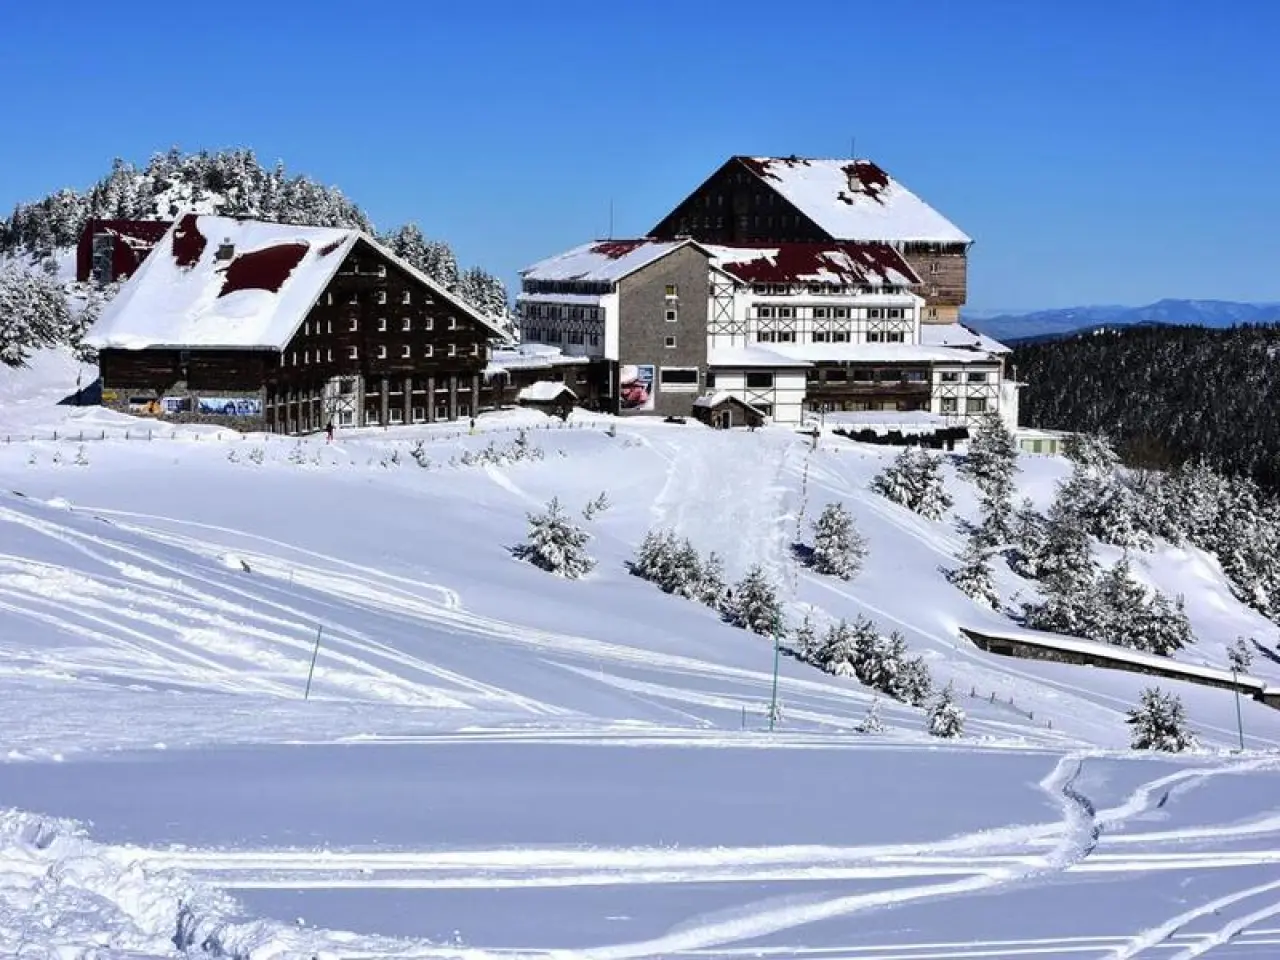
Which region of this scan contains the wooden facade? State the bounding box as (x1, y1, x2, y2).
(97, 237, 502, 433)
(648, 157, 968, 321)
(804, 365, 933, 413)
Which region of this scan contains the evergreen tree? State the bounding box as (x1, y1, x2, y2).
(696, 551, 728, 610)
(0, 270, 73, 367)
(809, 502, 867, 579)
(1127, 687, 1196, 752)
(947, 534, 1000, 609)
(855, 698, 885, 734)
(667, 538, 705, 600)
(1228, 636, 1254, 674)
(725, 565, 783, 636)
(514, 497, 595, 578)
(959, 412, 1019, 535)
(927, 684, 966, 738)
(791, 613, 820, 662)
(870, 448, 953, 520)
(1008, 499, 1049, 578)
(816, 619, 858, 677)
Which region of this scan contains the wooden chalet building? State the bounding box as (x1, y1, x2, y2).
(649, 156, 972, 324)
(85, 214, 511, 433)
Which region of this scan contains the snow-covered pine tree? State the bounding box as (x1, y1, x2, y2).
(725, 565, 783, 636)
(379, 223, 431, 275)
(791, 612, 820, 663)
(514, 497, 595, 578)
(1053, 460, 1151, 550)
(667, 538, 705, 600)
(809, 502, 867, 579)
(870, 448, 953, 520)
(1127, 687, 1196, 752)
(1063, 432, 1121, 477)
(631, 529, 677, 583)
(1008, 499, 1049, 578)
(1228, 637, 1255, 674)
(854, 698, 884, 734)
(816, 619, 858, 677)
(696, 551, 728, 610)
(947, 534, 1000, 609)
(959, 412, 1019, 533)
(927, 684, 966, 738)
(0, 270, 73, 367)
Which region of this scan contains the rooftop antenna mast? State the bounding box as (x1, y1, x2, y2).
(850, 136, 857, 160)
(608, 199, 614, 240)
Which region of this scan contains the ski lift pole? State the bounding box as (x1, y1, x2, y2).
(304, 624, 324, 701)
(768, 620, 781, 732)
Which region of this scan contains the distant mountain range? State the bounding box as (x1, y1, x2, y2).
(963, 300, 1280, 344)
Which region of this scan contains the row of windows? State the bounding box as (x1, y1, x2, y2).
(752, 283, 907, 297)
(324, 289, 417, 306)
(755, 329, 906, 344)
(523, 327, 602, 347)
(285, 343, 479, 365)
(941, 397, 990, 414)
(521, 303, 603, 321)
(303, 316, 460, 335)
(757, 305, 907, 320)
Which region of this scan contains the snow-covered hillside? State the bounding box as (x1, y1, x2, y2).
(2, 351, 1279, 958)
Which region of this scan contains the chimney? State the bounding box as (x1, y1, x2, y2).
(215, 238, 235, 261)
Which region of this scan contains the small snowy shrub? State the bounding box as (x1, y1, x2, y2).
(73, 445, 89, 466)
(1127, 687, 1196, 752)
(870, 448, 953, 520)
(410, 440, 431, 468)
(514, 497, 595, 579)
(582, 491, 611, 521)
(809, 502, 867, 580)
(288, 443, 307, 465)
(725, 565, 783, 636)
(855, 698, 885, 734)
(227, 449, 240, 463)
(927, 684, 966, 738)
(1228, 637, 1254, 674)
(248, 446, 265, 464)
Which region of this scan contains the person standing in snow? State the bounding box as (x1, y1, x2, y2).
(325, 420, 334, 444)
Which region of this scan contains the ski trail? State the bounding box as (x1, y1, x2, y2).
(1109, 877, 1280, 958)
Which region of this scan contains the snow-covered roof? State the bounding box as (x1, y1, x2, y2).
(517, 381, 577, 403)
(764, 343, 1003, 365)
(706, 242, 920, 287)
(738, 157, 971, 245)
(707, 345, 812, 369)
(521, 239, 708, 284)
(919, 322, 1011, 354)
(85, 213, 509, 351)
(965, 625, 1270, 692)
(485, 343, 590, 376)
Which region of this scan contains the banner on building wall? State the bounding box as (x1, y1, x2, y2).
(619, 364, 655, 412)
(197, 397, 262, 417)
(161, 397, 191, 416)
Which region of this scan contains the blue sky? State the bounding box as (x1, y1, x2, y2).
(2, 0, 1277, 312)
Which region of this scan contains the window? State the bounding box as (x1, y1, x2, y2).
(812, 307, 829, 320)
(967, 371, 989, 383)
(338, 410, 355, 426)
(941, 371, 960, 383)
(852, 368, 874, 382)
(339, 378, 355, 395)
(745, 371, 774, 389)
(290, 351, 297, 366)
(376, 264, 387, 278)
(588, 333, 600, 346)
(402, 317, 412, 331)
(567, 330, 584, 345)
(348, 346, 359, 359)
(448, 344, 457, 357)
(435, 405, 449, 420)
(706, 370, 716, 388)
(377, 290, 387, 304)
(325, 293, 333, 306)
(387, 408, 403, 425)
(304, 321, 311, 335)
(348, 291, 359, 305)
(423, 344, 434, 358)
(824, 369, 847, 383)
(349, 318, 359, 332)
(664, 284, 678, 298)
(326, 348, 333, 362)
(903, 370, 927, 382)
(776, 306, 794, 319)
(412, 406, 426, 423)
(665, 308, 678, 323)
(756, 306, 775, 319)
(966, 397, 988, 414)
(664, 335, 677, 348)
(930, 261, 940, 275)
(927, 307, 938, 320)
(401, 345, 411, 359)
(880, 369, 903, 382)
(377, 345, 387, 359)
(326, 319, 333, 334)
(940, 397, 958, 414)
(887, 308, 904, 319)
(471, 343, 480, 356)
(659, 367, 699, 392)
(424, 317, 434, 331)
(448, 317, 458, 330)
(378, 317, 388, 331)
(402, 290, 412, 304)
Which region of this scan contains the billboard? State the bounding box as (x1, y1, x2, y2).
(619, 364, 655, 412)
(197, 397, 262, 417)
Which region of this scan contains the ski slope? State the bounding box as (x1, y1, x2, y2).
(2, 349, 1280, 958)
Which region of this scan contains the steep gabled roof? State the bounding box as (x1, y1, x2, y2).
(706, 242, 920, 287)
(736, 157, 971, 245)
(86, 213, 509, 351)
(521, 238, 710, 284)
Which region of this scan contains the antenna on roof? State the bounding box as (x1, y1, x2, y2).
(850, 136, 857, 160)
(608, 199, 614, 240)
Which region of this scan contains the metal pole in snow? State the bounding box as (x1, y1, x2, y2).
(1232, 667, 1245, 751)
(768, 625, 781, 732)
(304, 625, 324, 700)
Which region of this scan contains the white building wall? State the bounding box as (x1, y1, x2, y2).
(710, 368, 806, 426)
(929, 364, 1004, 424)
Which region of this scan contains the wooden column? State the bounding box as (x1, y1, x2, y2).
(403, 376, 413, 423)
(426, 375, 436, 422)
(448, 374, 458, 421)
(380, 376, 390, 427)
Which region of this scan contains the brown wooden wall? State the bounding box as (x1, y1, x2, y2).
(98, 349, 273, 392)
(900, 247, 968, 320)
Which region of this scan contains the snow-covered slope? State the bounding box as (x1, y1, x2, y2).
(2, 352, 1279, 958)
